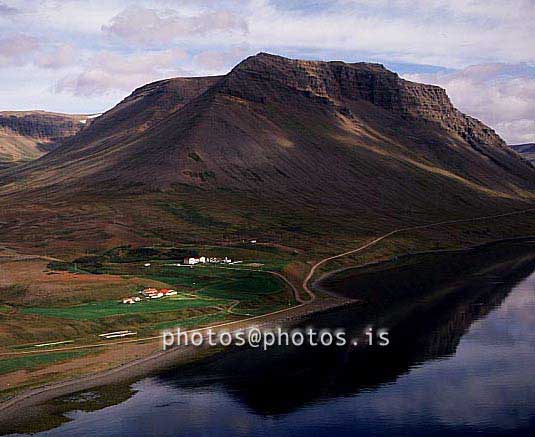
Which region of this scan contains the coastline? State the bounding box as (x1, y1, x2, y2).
(2, 231, 534, 421)
(0, 295, 352, 420)
(312, 235, 535, 296)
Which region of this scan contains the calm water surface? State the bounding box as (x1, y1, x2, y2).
(9, 243, 535, 436)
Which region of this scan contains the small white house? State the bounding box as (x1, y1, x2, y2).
(141, 288, 158, 297)
(166, 290, 178, 296)
(199, 256, 206, 263)
(144, 263, 151, 267)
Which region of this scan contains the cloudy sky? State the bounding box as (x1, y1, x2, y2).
(0, 0, 534, 143)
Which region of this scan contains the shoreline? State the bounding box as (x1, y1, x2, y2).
(2, 231, 534, 420)
(0, 296, 352, 420)
(312, 235, 535, 295)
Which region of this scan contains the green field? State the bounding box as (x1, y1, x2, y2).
(21, 298, 224, 321)
(6, 246, 295, 353)
(143, 266, 238, 288)
(199, 275, 284, 300)
(97, 260, 288, 301)
(0, 351, 89, 375)
(67, 243, 297, 275)
(20, 270, 286, 321)
(152, 311, 232, 331)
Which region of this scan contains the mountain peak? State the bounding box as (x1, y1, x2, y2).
(223, 53, 508, 152)
(0, 53, 533, 253)
(235, 52, 389, 73)
(1, 52, 532, 203)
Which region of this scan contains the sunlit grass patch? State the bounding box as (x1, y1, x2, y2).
(152, 312, 233, 331)
(0, 351, 90, 375)
(198, 274, 284, 300)
(21, 298, 224, 321)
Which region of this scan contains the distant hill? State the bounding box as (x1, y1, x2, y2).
(510, 143, 535, 165)
(0, 53, 534, 254)
(0, 110, 94, 167)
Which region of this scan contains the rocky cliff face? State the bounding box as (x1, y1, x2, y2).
(0, 112, 85, 143)
(225, 53, 508, 151)
(0, 111, 91, 164)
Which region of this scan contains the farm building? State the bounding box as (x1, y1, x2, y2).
(183, 256, 234, 265)
(121, 296, 141, 304)
(141, 288, 159, 297)
(139, 288, 178, 299)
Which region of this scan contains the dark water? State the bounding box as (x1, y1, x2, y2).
(8, 241, 535, 436)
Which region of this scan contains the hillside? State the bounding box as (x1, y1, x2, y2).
(0, 53, 534, 255)
(510, 143, 535, 164)
(0, 111, 92, 168)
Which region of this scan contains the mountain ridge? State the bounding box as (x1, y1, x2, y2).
(0, 53, 533, 254)
(0, 110, 92, 168)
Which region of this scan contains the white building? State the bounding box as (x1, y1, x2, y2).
(184, 255, 237, 265)
(141, 287, 159, 297)
(123, 296, 142, 304)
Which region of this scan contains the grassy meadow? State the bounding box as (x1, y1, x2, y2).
(0, 243, 297, 379)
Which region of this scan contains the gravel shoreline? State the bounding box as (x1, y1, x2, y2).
(0, 296, 353, 420)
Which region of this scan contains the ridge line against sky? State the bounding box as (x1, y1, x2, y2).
(0, 0, 534, 143)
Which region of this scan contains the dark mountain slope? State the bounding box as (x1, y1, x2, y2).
(1, 76, 221, 178)
(0, 53, 533, 254)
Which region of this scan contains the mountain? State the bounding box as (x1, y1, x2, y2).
(0, 53, 534, 254)
(0, 111, 92, 169)
(510, 143, 535, 164)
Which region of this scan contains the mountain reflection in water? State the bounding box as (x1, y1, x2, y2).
(156, 240, 535, 416)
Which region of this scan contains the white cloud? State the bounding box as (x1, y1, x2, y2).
(0, 33, 40, 65)
(36, 44, 78, 69)
(0, 1, 19, 15)
(0, 0, 534, 137)
(102, 5, 248, 47)
(495, 120, 535, 145)
(243, 0, 534, 68)
(403, 64, 535, 144)
(191, 47, 250, 75)
(55, 48, 189, 96)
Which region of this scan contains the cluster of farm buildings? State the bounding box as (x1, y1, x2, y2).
(121, 253, 243, 304)
(121, 287, 178, 304)
(183, 256, 239, 265)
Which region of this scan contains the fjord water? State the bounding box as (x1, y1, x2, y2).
(11, 242, 535, 436)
